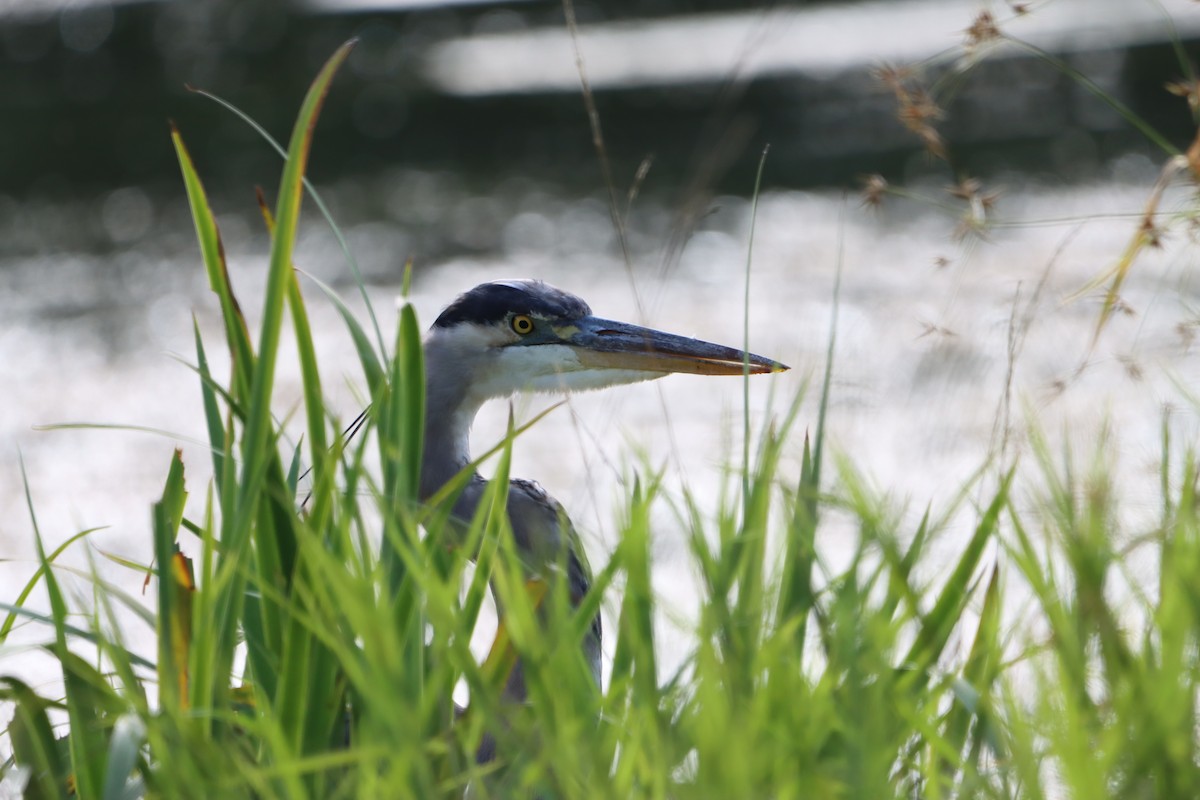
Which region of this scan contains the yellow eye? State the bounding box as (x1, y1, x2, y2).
(511, 314, 534, 335)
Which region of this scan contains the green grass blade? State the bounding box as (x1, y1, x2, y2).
(299, 270, 386, 397)
(942, 564, 1004, 780)
(1006, 36, 1179, 156)
(379, 299, 425, 595)
(239, 39, 355, 513)
(192, 317, 231, 496)
(0, 603, 156, 671)
(2, 677, 69, 800)
(31, 529, 108, 797)
(740, 145, 770, 506)
(0, 526, 106, 644)
(254, 186, 328, 466)
(153, 451, 190, 716)
(100, 715, 145, 800)
(189, 83, 388, 363)
(170, 124, 255, 398)
(231, 41, 354, 711)
(902, 470, 1011, 680)
(396, 302, 425, 507)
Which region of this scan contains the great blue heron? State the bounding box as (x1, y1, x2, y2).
(419, 280, 787, 761)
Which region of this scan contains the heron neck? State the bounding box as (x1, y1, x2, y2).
(419, 345, 483, 503)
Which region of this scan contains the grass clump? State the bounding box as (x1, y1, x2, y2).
(4, 25, 1200, 800)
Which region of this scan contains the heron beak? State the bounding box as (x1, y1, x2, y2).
(561, 316, 789, 376)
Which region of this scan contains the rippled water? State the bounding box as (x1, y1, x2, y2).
(2, 170, 1199, 686)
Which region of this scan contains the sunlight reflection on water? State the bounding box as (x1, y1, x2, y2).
(2, 180, 1198, 688)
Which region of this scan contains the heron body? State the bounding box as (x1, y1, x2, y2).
(418, 280, 787, 759)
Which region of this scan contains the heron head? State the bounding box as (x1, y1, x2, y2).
(424, 279, 788, 403)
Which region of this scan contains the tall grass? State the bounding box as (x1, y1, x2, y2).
(4, 15, 1200, 800)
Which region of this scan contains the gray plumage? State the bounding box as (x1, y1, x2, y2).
(418, 280, 787, 764)
(421, 283, 604, 724)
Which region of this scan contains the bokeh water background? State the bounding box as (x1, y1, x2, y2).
(4, 169, 1199, 685)
(2, 0, 1200, 702)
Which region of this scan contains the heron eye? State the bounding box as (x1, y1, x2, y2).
(511, 314, 535, 335)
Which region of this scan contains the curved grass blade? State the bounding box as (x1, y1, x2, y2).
(16, 450, 109, 797)
(254, 186, 328, 465)
(193, 317, 232, 497)
(34, 528, 107, 797)
(187, 83, 387, 364)
(1005, 36, 1178, 157)
(0, 526, 107, 643)
(378, 298, 425, 596)
(1, 677, 68, 800)
(0, 604, 156, 671)
(153, 451, 191, 714)
(228, 41, 354, 708)
(901, 470, 1012, 683)
(941, 564, 1005, 781)
(298, 269, 386, 398)
(32, 423, 213, 451)
(170, 123, 255, 399)
(100, 715, 146, 800)
(239, 39, 355, 511)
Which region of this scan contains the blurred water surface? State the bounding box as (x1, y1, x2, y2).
(2, 169, 1199, 689)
